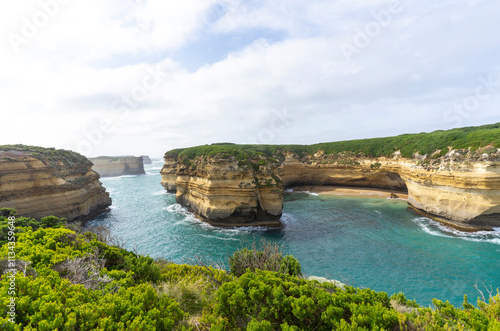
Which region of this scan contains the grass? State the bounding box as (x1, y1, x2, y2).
(166, 122, 500, 160)
(0, 144, 91, 171)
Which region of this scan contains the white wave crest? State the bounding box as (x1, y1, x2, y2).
(164, 204, 281, 232)
(164, 203, 190, 215)
(413, 217, 500, 245)
(297, 190, 319, 196)
(285, 189, 319, 196)
(280, 213, 297, 225)
(200, 234, 240, 241)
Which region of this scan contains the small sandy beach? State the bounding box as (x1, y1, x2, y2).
(292, 186, 409, 200)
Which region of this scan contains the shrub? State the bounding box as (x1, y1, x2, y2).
(0, 208, 17, 217)
(206, 269, 400, 330)
(228, 240, 301, 277)
(40, 216, 64, 229)
(0, 211, 65, 246)
(0, 274, 186, 330)
(157, 278, 206, 315)
(279, 255, 302, 277)
(52, 247, 112, 290)
(124, 254, 161, 284)
(3, 210, 500, 330)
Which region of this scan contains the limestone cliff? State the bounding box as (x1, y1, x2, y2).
(0, 145, 111, 222)
(90, 156, 145, 177)
(140, 155, 152, 164)
(161, 147, 500, 230)
(161, 153, 282, 226)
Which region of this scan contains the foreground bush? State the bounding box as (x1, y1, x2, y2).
(1, 209, 499, 330)
(203, 269, 400, 330)
(0, 212, 191, 329)
(229, 240, 301, 277)
(0, 276, 185, 330)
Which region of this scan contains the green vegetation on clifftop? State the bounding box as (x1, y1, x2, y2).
(0, 145, 91, 171)
(166, 123, 500, 160)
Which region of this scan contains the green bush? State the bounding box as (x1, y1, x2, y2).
(228, 241, 301, 277)
(0, 144, 91, 172)
(390, 291, 419, 308)
(125, 254, 161, 283)
(279, 255, 302, 277)
(0, 208, 17, 217)
(0, 213, 65, 246)
(2, 209, 500, 330)
(206, 269, 399, 330)
(0, 274, 186, 330)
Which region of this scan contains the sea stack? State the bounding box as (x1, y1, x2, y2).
(161, 151, 283, 227)
(90, 156, 146, 177)
(0, 145, 111, 222)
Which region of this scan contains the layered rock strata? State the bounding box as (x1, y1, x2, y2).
(90, 156, 145, 177)
(161, 153, 282, 226)
(161, 149, 500, 230)
(0, 146, 111, 222)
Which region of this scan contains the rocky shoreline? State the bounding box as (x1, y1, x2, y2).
(161, 147, 500, 231)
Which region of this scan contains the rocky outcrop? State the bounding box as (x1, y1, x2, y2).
(400, 157, 500, 231)
(161, 148, 500, 230)
(161, 153, 282, 226)
(0, 146, 111, 222)
(140, 155, 152, 164)
(90, 156, 145, 177)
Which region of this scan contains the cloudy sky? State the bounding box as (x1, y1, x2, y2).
(1, 0, 499, 158)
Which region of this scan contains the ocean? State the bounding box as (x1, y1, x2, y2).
(87, 161, 500, 307)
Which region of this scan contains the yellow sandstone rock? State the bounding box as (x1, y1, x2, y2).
(90, 156, 145, 177)
(0, 149, 111, 222)
(161, 150, 500, 230)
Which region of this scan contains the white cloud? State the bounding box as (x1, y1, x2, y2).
(0, 0, 499, 158)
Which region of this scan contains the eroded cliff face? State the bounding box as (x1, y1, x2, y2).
(0, 148, 111, 222)
(162, 148, 500, 230)
(90, 156, 145, 177)
(161, 153, 282, 226)
(399, 155, 500, 230)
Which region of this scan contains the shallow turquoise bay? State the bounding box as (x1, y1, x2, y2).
(88, 162, 500, 307)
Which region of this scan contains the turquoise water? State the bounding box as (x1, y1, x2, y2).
(88, 161, 500, 307)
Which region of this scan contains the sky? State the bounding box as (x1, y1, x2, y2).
(1, 0, 499, 159)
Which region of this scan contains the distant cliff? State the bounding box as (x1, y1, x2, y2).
(161, 124, 500, 230)
(140, 155, 152, 164)
(90, 156, 145, 177)
(0, 145, 111, 222)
